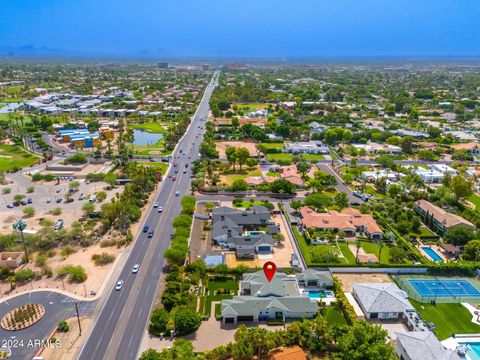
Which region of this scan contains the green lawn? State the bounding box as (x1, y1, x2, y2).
(360, 241, 393, 264)
(266, 171, 280, 177)
(468, 194, 480, 211)
(0, 98, 24, 103)
(411, 300, 480, 340)
(338, 242, 356, 264)
(0, 144, 39, 172)
(220, 167, 262, 186)
(261, 142, 284, 150)
(322, 306, 348, 327)
(234, 103, 269, 111)
(135, 161, 168, 175)
(204, 279, 238, 317)
(267, 153, 325, 163)
(128, 122, 168, 134)
(233, 201, 266, 208)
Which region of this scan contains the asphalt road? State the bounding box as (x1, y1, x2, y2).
(0, 291, 95, 360)
(77, 73, 218, 360)
(317, 163, 364, 204)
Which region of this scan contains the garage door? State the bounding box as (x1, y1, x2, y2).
(237, 316, 254, 322)
(258, 246, 271, 252)
(224, 317, 235, 324)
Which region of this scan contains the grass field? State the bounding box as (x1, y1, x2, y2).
(0, 98, 24, 103)
(360, 241, 393, 264)
(338, 242, 356, 264)
(411, 300, 480, 340)
(267, 153, 325, 163)
(322, 306, 348, 327)
(0, 144, 39, 172)
(204, 279, 238, 317)
(234, 103, 269, 112)
(261, 142, 284, 150)
(135, 161, 168, 175)
(266, 171, 280, 177)
(468, 194, 480, 211)
(220, 167, 262, 186)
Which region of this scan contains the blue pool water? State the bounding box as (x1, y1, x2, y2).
(132, 129, 164, 146)
(421, 246, 443, 262)
(464, 342, 480, 360)
(307, 290, 334, 299)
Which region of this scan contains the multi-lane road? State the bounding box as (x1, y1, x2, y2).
(77, 72, 218, 360)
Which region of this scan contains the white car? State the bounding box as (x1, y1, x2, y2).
(175, 191, 179, 196)
(115, 280, 124, 291)
(158, 206, 164, 213)
(153, 202, 159, 208)
(132, 264, 140, 273)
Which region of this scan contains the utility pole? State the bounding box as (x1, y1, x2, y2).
(75, 302, 82, 336)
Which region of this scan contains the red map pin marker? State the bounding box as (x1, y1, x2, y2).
(263, 261, 276, 282)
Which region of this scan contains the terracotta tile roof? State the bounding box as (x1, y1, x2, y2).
(451, 142, 480, 151)
(415, 200, 474, 229)
(271, 346, 306, 360)
(299, 207, 383, 235)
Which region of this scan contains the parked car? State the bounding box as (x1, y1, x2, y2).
(54, 219, 64, 231)
(88, 195, 96, 203)
(79, 193, 85, 200)
(65, 198, 74, 203)
(21, 200, 27, 206)
(6, 204, 14, 209)
(56, 198, 62, 203)
(46, 198, 51, 203)
(27, 198, 32, 204)
(132, 264, 139, 273)
(115, 280, 124, 291)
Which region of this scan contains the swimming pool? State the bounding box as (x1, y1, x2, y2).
(306, 290, 335, 299)
(462, 342, 480, 360)
(421, 246, 443, 262)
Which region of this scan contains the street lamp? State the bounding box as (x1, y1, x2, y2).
(12, 218, 29, 263)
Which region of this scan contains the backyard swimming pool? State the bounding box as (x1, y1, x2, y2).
(421, 246, 443, 262)
(306, 290, 335, 299)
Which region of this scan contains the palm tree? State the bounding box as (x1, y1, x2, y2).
(12, 218, 29, 263)
(378, 241, 385, 263)
(355, 240, 361, 263)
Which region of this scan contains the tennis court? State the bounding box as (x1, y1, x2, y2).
(408, 279, 480, 298)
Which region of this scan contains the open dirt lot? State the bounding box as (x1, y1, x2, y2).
(215, 141, 259, 158)
(334, 273, 392, 292)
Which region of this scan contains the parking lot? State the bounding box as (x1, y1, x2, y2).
(0, 172, 121, 233)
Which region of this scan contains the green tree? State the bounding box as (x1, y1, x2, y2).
(450, 175, 474, 200)
(334, 192, 349, 209)
(445, 226, 475, 246)
(226, 146, 237, 170)
(463, 240, 480, 261)
(82, 202, 95, 216)
(236, 147, 250, 170)
(139, 349, 161, 360)
(103, 172, 118, 187)
(231, 179, 249, 192)
(296, 161, 311, 179)
(173, 308, 201, 336)
(270, 178, 296, 194)
(148, 308, 171, 336)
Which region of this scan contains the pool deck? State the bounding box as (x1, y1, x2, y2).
(442, 333, 480, 352)
(464, 303, 480, 325)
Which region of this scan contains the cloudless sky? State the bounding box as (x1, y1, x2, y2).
(0, 0, 479, 58)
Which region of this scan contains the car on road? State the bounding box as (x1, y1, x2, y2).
(174, 163, 177, 167)
(143, 225, 149, 233)
(132, 264, 139, 273)
(54, 219, 64, 231)
(158, 206, 163, 213)
(172, 175, 176, 181)
(6, 204, 14, 209)
(79, 193, 85, 200)
(153, 202, 158, 208)
(174, 170, 178, 174)
(185, 163, 188, 168)
(46, 198, 51, 203)
(115, 280, 124, 291)
(56, 188, 61, 193)
(147, 231, 154, 238)
(183, 169, 186, 174)
(350, 201, 361, 206)
(175, 191, 179, 196)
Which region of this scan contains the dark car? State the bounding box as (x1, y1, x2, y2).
(143, 225, 149, 233)
(147, 231, 154, 238)
(27, 198, 33, 204)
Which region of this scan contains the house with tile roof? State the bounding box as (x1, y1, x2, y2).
(221, 270, 331, 324)
(395, 331, 461, 360)
(414, 200, 475, 236)
(299, 207, 383, 240)
(352, 283, 415, 320)
(212, 206, 279, 258)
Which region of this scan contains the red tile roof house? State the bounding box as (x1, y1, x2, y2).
(278, 165, 315, 187)
(451, 142, 480, 155)
(299, 207, 384, 240)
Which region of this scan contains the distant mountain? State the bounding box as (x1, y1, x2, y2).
(0, 45, 63, 57)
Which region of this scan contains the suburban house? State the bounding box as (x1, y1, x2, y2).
(352, 283, 415, 320)
(352, 142, 402, 154)
(299, 207, 384, 240)
(361, 170, 403, 183)
(451, 142, 480, 155)
(414, 168, 445, 183)
(390, 129, 430, 139)
(284, 141, 330, 154)
(308, 121, 327, 134)
(414, 199, 475, 236)
(395, 331, 461, 360)
(212, 206, 280, 258)
(221, 269, 332, 324)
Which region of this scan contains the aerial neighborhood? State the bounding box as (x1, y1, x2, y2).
(0, 61, 479, 360)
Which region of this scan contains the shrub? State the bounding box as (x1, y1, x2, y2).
(172, 308, 201, 336)
(57, 265, 87, 283)
(64, 153, 88, 165)
(2, 188, 11, 194)
(26, 186, 35, 193)
(96, 191, 107, 202)
(148, 308, 171, 336)
(53, 207, 62, 216)
(57, 320, 69, 332)
(91, 253, 115, 266)
(23, 207, 35, 217)
(60, 246, 77, 258)
(15, 268, 35, 283)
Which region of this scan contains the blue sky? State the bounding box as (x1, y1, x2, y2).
(0, 0, 478, 58)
